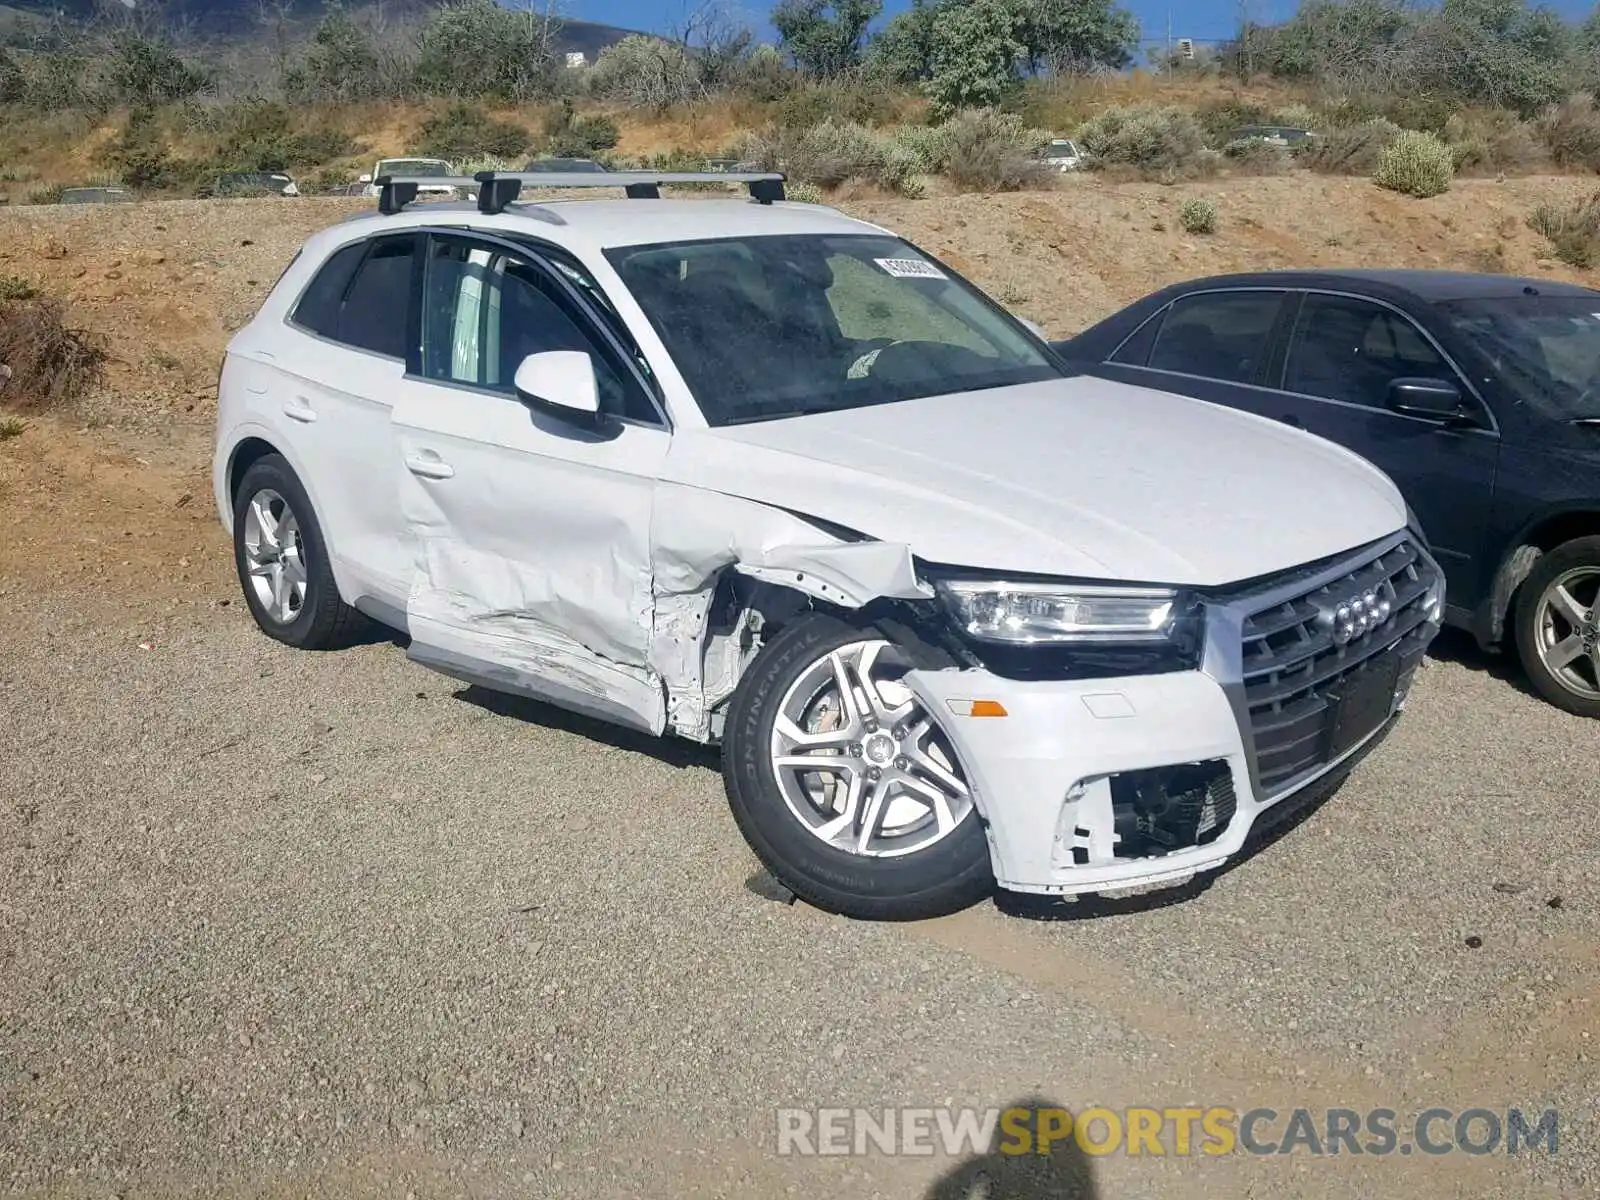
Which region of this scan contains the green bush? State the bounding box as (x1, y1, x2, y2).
(546, 109, 620, 158)
(1528, 193, 1600, 268)
(1301, 118, 1400, 175)
(1271, 103, 1318, 129)
(1194, 99, 1272, 147)
(27, 183, 64, 205)
(215, 101, 354, 171)
(777, 81, 899, 130)
(1444, 113, 1546, 175)
(1222, 137, 1291, 174)
(1075, 105, 1208, 175)
(786, 181, 825, 204)
(1535, 94, 1600, 172)
(939, 108, 1051, 191)
(1373, 129, 1453, 198)
(1178, 196, 1218, 234)
(0, 275, 38, 301)
(589, 35, 699, 111)
(418, 104, 530, 160)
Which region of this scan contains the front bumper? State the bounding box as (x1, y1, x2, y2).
(903, 532, 1441, 896)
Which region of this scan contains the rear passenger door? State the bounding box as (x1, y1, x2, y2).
(1278, 292, 1500, 601)
(279, 232, 419, 613)
(1096, 288, 1293, 415)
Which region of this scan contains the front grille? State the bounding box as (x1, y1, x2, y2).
(1238, 539, 1439, 793)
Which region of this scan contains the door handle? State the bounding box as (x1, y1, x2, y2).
(283, 399, 317, 423)
(405, 451, 455, 480)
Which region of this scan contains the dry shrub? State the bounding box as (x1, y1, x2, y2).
(1302, 118, 1400, 175)
(1076, 105, 1208, 176)
(1178, 196, 1218, 234)
(0, 293, 108, 410)
(1535, 94, 1600, 172)
(1528, 193, 1600, 268)
(1446, 112, 1548, 176)
(938, 109, 1051, 192)
(1222, 137, 1292, 175)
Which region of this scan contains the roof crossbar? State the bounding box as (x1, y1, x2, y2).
(372, 169, 787, 216)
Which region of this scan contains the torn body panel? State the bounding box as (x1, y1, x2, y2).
(649, 483, 931, 742)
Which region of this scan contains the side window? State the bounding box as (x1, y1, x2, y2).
(1285, 294, 1448, 407)
(291, 236, 414, 359)
(1108, 309, 1165, 366)
(291, 243, 365, 340)
(1147, 290, 1285, 384)
(420, 237, 655, 423)
(338, 238, 416, 359)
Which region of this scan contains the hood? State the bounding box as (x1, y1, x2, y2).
(665, 376, 1407, 587)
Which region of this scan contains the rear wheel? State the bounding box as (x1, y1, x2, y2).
(1513, 536, 1600, 719)
(722, 613, 994, 920)
(233, 454, 367, 650)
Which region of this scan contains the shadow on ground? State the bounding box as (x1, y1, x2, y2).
(924, 1097, 1098, 1200)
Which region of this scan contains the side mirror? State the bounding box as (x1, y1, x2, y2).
(1386, 377, 1472, 423)
(358, 173, 373, 184)
(513, 350, 601, 424)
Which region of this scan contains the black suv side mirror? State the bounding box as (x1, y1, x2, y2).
(1386, 377, 1474, 424)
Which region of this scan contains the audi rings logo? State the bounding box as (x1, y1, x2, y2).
(1318, 586, 1394, 645)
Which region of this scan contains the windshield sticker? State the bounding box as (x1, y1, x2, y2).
(875, 257, 946, 280)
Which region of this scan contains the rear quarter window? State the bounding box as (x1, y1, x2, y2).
(291, 243, 366, 340)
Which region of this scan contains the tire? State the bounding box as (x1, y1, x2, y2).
(1512, 535, 1600, 719)
(721, 613, 995, 921)
(232, 453, 368, 651)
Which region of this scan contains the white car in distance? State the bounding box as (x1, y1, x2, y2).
(359, 157, 464, 200)
(213, 171, 1443, 920)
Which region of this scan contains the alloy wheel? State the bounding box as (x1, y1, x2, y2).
(1532, 566, 1600, 703)
(768, 638, 975, 858)
(241, 487, 308, 625)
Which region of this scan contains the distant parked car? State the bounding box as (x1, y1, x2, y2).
(59, 186, 132, 204)
(360, 158, 464, 200)
(214, 171, 299, 198)
(1228, 125, 1317, 148)
(521, 157, 609, 173)
(1055, 268, 1600, 718)
(1040, 138, 1085, 172)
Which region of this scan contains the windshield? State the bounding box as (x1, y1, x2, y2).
(1440, 296, 1600, 420)
(605, 234, 1061, 426)
(380, 159, 449, 177)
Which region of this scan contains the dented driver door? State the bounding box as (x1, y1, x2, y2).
(391, 232, 672, 732)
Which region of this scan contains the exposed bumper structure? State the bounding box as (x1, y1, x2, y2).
(905, 532, 1443, 896)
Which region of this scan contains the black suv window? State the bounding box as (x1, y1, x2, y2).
(419, 236, 655, 423)
(293, 236, 415, 359)
(1146, 290, 1284, 384)
(1286, 293, 1448, 407)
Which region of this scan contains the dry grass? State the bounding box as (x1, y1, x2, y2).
(0, 293, 108, 411)
(1527, 192, 1600, 268)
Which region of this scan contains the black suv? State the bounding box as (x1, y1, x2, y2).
(1056, 269, 1600, 717)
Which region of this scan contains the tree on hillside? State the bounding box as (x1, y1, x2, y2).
(282, 7, 398, 103)
(927, 0, 1023, 112)
(1015, 0, 1138, 74)
(773, 0, 881, 76)
(412, 0, 560, 101)
(867, 0, 937, 82)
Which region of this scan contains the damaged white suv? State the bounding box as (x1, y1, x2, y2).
(214, 171, 1444, 920)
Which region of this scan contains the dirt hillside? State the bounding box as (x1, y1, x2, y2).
(1, 173, 1596, 607)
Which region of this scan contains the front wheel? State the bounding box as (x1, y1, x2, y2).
(1513, 535, 1600, 719)
(721, 614, 994, 920)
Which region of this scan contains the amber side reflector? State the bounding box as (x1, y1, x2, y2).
(969, 699, 1008, 717)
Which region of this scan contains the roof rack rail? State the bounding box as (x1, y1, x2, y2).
(372, 169, 787, 216)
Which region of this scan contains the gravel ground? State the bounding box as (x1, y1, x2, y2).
(0, 584, 1594, 1199)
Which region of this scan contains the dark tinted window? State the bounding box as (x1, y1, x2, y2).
(292, 243, 366, 339)
(338, 237, 416, 358)
(420, 237, 653, 421)
(1286, 293, 1447, 407)
(1108, 309, 1163, 366)
(1147, 290, 1284, 384)
(1440, 296, 1600, 421)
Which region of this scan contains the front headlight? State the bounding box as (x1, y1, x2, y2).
(936, 580, 1181, 644)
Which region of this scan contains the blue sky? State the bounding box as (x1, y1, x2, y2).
(563, 0, 1595, 44)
